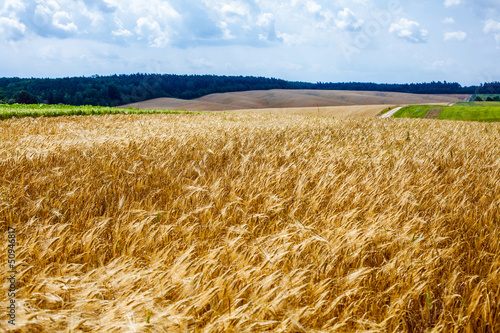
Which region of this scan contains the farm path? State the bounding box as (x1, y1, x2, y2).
(380, 106, 402, 118)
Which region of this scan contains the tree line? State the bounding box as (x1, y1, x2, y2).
(0, 74, 499, 106)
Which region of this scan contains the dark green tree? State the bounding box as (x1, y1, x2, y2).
(108, 84, 121, 100)
(15, 90, 38, 104)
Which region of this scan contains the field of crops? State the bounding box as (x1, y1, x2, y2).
(393, 103, 500, 122)
(475, 101, 500, 107)
(1, 113, 500, 332)
(0, 104, 191, 120)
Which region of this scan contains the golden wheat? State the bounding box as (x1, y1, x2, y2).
(0, 113, 499, 332)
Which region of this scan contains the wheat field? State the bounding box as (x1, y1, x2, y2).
(1, 113, 499, 332)
(231, 104, 394, 118)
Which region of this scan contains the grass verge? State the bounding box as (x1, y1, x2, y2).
(392, 105, 436, 119)
(393, 103, 500, 122)
(438, 106, 500, 122)
(0, 104, 197, 120)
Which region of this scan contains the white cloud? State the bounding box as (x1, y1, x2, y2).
(201, 0, 252, 24)
(484, 19, 500, 43)
(111, 17, 132, 37)
(443, 17, 455, 24)
(256, 12, 281, 42)
(36, 0, 61, 13)
(336, 8, 363, 31)
(484, 19, 500, 33)
(444, 0, 461, 7)
(217, 21, 233, 40)
(444, 31, 467, 41)
(81, 7, 104, 27)
(0, 16, 26, 41)
(257, 13, 274, 27)
(135, 17, 169, 47)
(389, 18, 428, 43)
(220, 3, 248, 17)
(306, 1, 322, 14)
(0, 0, 26, 14)
(0, 0, 27, 41)
(107, 0, 179, 20)
(52, 11, 78, 32)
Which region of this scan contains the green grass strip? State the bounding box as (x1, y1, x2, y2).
(392, 105, 437, 119)
(438, 106, 500, 122)
(0, 104, 202, 120)
(393, 104, 500, 122)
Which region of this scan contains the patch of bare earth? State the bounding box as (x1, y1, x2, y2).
(423, 108, 443, 119)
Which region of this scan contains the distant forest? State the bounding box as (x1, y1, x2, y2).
(1, 74, 499, 107)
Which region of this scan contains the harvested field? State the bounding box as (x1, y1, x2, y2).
(232, 104, 394, 117)
(121, 90, 469, 112)
(1, 113, 500, 332)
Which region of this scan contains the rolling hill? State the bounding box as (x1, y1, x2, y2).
(120, 89, 470, 112)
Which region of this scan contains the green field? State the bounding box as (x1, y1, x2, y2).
(393, 102, 500, 122)
(0, 104, 194, 120)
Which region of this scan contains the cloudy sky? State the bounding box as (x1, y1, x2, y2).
(0, 0, 499, 85)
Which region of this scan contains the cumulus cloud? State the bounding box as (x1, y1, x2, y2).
(256, 12, 281, 42)
(335, 8, 363, 31)
(299, 0, 336, 31)
(135, 17, 169, 47)
(0, 0, 347, 47)
(201, 0, 253, 24)
(444, 0, 461, 7)
(484, 19, 500, 33)
(389, 18, 428, 43)
(52, 11, 78, 32)
(443, 17, 455, 24)
(0, 16, 26, 41)
(444, 31, 467, 41)
(1, 0, 26, 14)
(0, 0, 27, 41)
(83, 0, 116, 13)
(110, 18, 131, 37)
(484, 19, 500, 42)
(306, 1, 322, 14)
(0, 0, 477, 53)
(26, 1, 83, 37)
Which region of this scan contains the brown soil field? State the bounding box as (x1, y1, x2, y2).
(1, 113, 499, 332)
(121, 90, 469, 112)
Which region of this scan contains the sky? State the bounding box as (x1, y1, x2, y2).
(0, 0, 499, 85)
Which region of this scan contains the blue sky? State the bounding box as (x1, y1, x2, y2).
(0, 0, 499, 85)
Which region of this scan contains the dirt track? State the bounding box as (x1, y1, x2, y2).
(380, 107, 403, 118)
